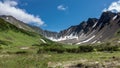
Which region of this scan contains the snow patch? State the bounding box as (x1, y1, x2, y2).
(48, 33, 78, 41)
(79, 33, 84, 37)
(47, 37, 59, 41)
(6, 17, 9, 20)
(67, 29, 71, 33)
(77, 35, 96, 44)
(91, 40, 97, 44)
(40, 39, 46, 43)
(112, 15, 117, 20)
(92, 22, 98, 28)
(97, 41, 101, 43)
(99, 22, 103, 27)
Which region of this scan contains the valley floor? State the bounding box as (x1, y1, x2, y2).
(0, 50, 120, 68)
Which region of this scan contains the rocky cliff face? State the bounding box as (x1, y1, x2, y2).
(46, 11, 120, 44)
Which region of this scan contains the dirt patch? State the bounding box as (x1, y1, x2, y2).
(47, 59, 87, 68)
(20, 47, 29, 50)
(0, 54, 9, 57)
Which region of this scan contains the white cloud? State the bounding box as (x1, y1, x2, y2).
(103, 0, 120, 12)
(57, 5, 67, 11)
(0, 0, 44, 26)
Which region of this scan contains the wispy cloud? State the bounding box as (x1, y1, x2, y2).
(103, 0, 120, 12)
(57, 5, 68, 11)
(0, 0, 44, 26)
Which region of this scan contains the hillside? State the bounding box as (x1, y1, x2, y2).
(0, 18, 51, 47)
(41, 11, 120, 44)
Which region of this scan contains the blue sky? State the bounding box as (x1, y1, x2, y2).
(0, 0, 119, 32)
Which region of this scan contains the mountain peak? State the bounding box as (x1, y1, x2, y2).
(44, 12, 120, 44)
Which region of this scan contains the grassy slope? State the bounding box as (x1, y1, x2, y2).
(0, 18, 53, 53)
(0, 30, 41, 46)
(0, 18, 53, 46)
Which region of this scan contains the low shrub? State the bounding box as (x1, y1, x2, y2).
(37, 42, 120, 54)
(94, 43, 119, 52)
(37, 43, 65, 53)
(37, 48, 46, 54)
(15, 51, 28, 54)
(97, 45, 119, 51)
(0, 45, 2, 49)
(78, 45, 94, 52)
(66, 48, 79, 53)
(44, 45, 65, 53)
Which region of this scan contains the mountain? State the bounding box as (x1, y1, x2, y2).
(29, 25, 58, 38)
(0, 15, 58, 40)
(0, 17, 51, 46)
(45, 11, 120, 44)
(1, 11, 120, 44)
(0, 15, 34, 32)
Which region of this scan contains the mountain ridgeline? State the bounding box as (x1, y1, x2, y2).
(45, 11, 120, 44)
(1, 11, 120, 44)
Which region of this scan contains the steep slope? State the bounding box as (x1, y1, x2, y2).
(29, 25, 58, 38)
(0, 18, 49, 46)
(0, 15, 34, 32)
(0, 15, 58, 40)
(46, 11, 120, 44)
